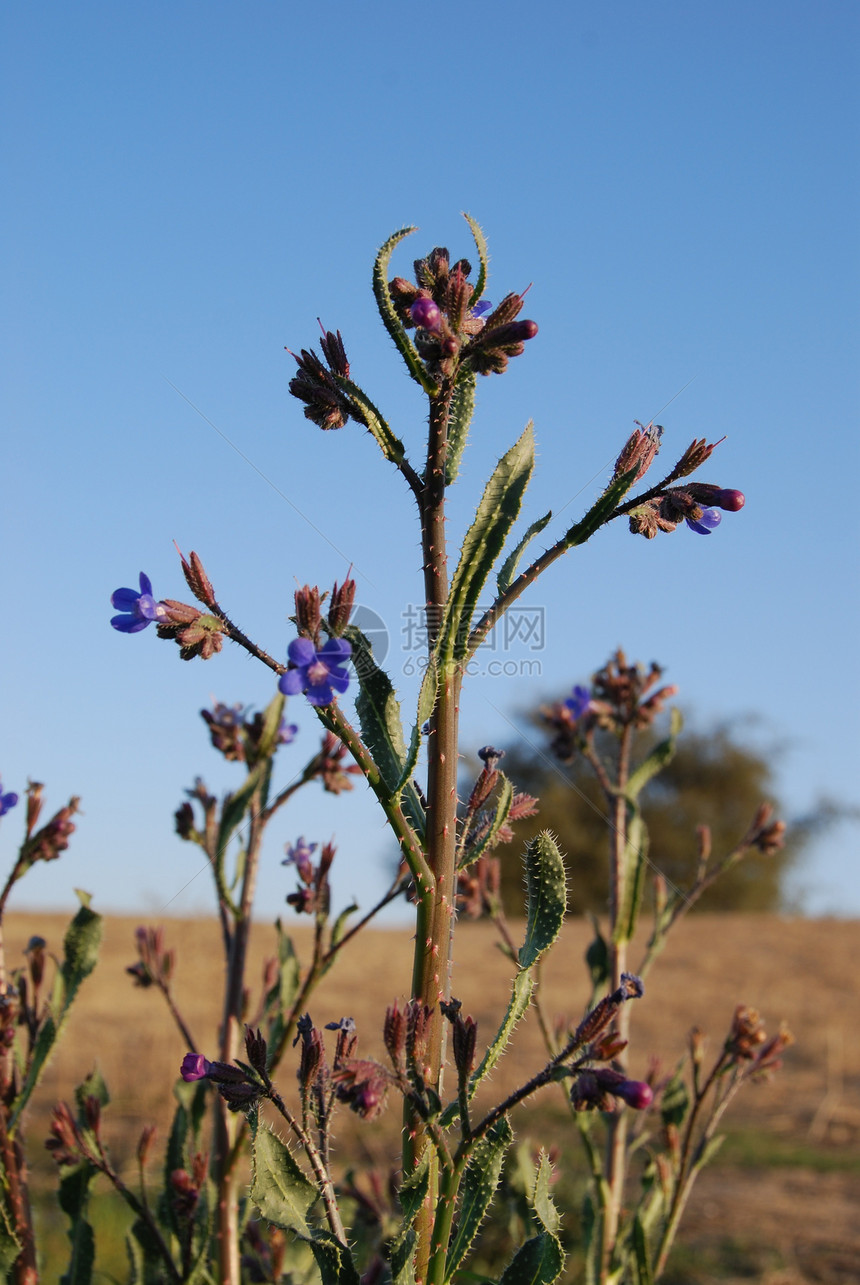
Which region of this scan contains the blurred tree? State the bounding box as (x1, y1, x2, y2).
(487, 715, 827, 917)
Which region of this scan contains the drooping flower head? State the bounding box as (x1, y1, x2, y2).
(110, 573, 169, 632)
(279, 637, 352, 707)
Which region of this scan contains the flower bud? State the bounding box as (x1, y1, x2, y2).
(410, 298, 442, 331)
(712, 488, 745, 511)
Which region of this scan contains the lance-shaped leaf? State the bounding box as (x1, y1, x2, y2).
(445, 366, 476, 485)
(372, 226, 438, 396)
(563, 466, 640, 548)
(0, 1200, 21, 1279)
(458, 774, 513, 870)
(387, 1149, 431, 1285)
(345, 625, 426, 838)
(625, 707, 682, 801)
(437, 424, 535, 667)
(631, 1214, 655, 1285)
(497, 510, 553, 595)
(254, 691, 287, 766)
(57, 1165, 97, 1285)
(9, 899, 103, 1132)
(519, 833, 567, 970)
(333, 375, 409, 469)
(217, 757, 272, 858)
(445, 1117, 513, 1278)
(613, 805, 648, 945)
(399, 658, 438, 794)
(463, 212, 489, 312)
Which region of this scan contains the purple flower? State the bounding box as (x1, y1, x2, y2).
(282, 836, 317, 880)
(410, 298, 442, 331)
(110, 573, 169, 633)
(278, 720, 299, 746)
(0, 780, 18, 817)
(279, 637, 352, 707)
(470, 300, 493, 319)
(686, 507, 722, 535)
(180, 1052, 211, 1082)
(565, 685, 592, 720)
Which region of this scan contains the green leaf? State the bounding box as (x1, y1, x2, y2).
(631, 1214, 655, 1285)
(626, 707, 682, 800)
(308, 1233, 361, 1285)
(463, 212, 489, 308)
(388, 1158, 431, 1285)
(346, 624, 425, 837)
(0, 1194, 22, 1277)
(249, 1126, 318, 1236)
(445, 366, 476, 485)
(399, 1148, 431, 1225)
(695, 1132, 726, 1169)
(563, 467, 640, 549)
(498, 1231, 565, 1285)
(660, 1069, 690, 1128)
(217, 758, 270, 856)
(459, 774, 513, 870)
(438, 424, 535, 667)
(58, 1164, 98, 1285)
(446, 1117, 513, 1277)
(531, 1152, 560, 1236)
(333, 375, 409, 469)
(253, 692, 286, 778)
(399, 660, 438, 794)
(585, 915, 610, 990)
(497, 510, 553, 596)
(372, 225, 439, 396)
(9, 901, 103, 1131)
(613, 807, 648, 945)
(519, 833, 567, 969)
(440, 970, 534, 1125)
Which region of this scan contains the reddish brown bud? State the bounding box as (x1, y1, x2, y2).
(294, 585, 322, 640)
(177, 548, 216, 608)
(327, 578, 356, 635)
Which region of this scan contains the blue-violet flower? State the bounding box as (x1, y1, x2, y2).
(110, 573, 169, 632)
(565, 685, 592, 720)
(686, 508, 722, 535)
(0, 780, 18, 816)
(279, 637, 351, 707)
(283, 836, 317, 880)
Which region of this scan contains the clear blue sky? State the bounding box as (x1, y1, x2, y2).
(2, 1, 857, 922)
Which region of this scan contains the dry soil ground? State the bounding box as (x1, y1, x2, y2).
(4, 911, 859, 1283)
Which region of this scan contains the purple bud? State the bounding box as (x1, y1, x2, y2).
(712, 488, 745, 512)
(180, 1053, 211, 1082)
(410, 298, 442, 331)
(614, 1079, 654, 1110)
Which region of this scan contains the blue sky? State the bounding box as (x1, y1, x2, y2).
(1, 1, 857, 921)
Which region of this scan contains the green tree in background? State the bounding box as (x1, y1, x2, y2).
(490, 659, 832, 916)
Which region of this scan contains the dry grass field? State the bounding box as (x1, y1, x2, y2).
(5, 910, 859, 1283)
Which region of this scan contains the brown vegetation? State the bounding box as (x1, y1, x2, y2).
(6, 911, 859, 1282)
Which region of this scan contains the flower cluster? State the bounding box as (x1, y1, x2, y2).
(628, 484, 745, 540)
(389, 245, 538, 379)
(288, 328, 364, 431)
